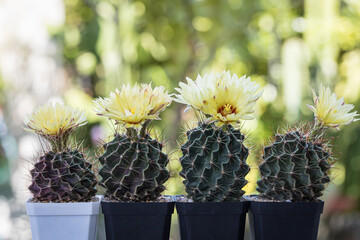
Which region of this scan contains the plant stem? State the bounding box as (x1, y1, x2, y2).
(126, 128, 139, 141)
(140, 120, 151, 137)
(44, 133, 70, 153)
(309, 122, 327, 141)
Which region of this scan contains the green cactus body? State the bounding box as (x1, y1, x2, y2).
(257, 131, 331, 201)
(29, 150, 97, 202)
(99, 133, 170, 202)
(180, 123, 250, 202)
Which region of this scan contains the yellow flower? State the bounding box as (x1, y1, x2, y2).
(25, 102, 87, 136)
(308, 86, 359, 128)
(174, 73, 214, 111)
(94, 83, 172, 130)
(174, 71, 263, 127)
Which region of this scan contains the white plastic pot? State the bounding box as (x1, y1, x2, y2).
(26, 196, 101, 240)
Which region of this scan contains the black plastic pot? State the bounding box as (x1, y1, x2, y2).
(249, 201, 324, 240)
(176, 201, 249, 240)
(101, 201, 175, 240)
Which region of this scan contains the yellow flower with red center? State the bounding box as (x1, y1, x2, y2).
(174, 71, 263, 127)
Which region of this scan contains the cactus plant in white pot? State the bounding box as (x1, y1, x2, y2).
(25, 102, 99, 240)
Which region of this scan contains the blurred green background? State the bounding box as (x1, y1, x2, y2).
(0, 0, 360, 239)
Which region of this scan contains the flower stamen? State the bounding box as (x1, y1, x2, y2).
(219, 104, 235, 116)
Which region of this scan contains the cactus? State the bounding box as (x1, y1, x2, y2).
(99, 133, 170, 201)
(257, 130, 331, 201)
(256, 86, 359, 202)
(25, 103, 97, 202)
(29, 150, 97, 202)
(93, 83, 172, 202)
(180, 123, 250, 202)
(174, 71, 263, 202)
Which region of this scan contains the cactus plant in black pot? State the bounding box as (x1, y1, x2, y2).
(94, 83, 174, 240)
(174, 71, 263, 240)
(250, 86, 359, 240)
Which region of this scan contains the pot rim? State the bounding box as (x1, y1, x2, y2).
(249, 200, 324, 215)
(26, 195, 102, 216)
(176, 201, 249, 215)
(244, 194, 323, 203)
(101, 200, 175, 215)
